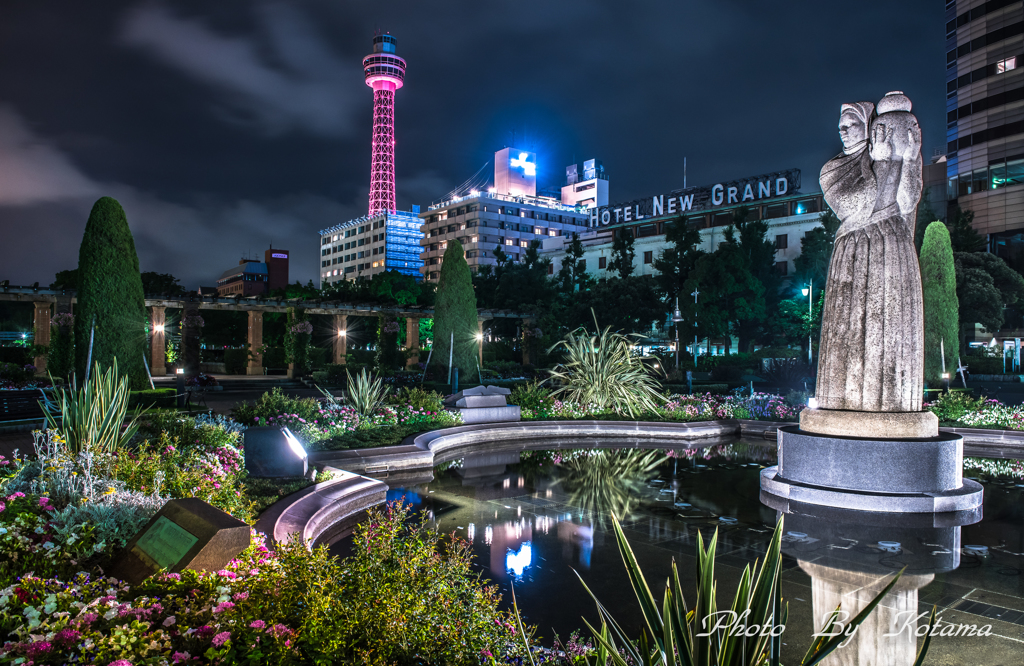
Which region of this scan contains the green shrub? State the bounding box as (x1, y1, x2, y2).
(752, 347, 801, 358)
(47, 321, 75, 381)
(262, 345, 287, 368)
(432, 239, 478, 377)
(390, 386, 444, 412)
(921, 222, 960, 385)
(928, 390, 987, 422)
(510, 380, 555, 413)
(966, 356, 1009, 375)
(711, 365, 745, 382)
(0, 362, 34, 384)
(309, 346, 328, 370)
(232, 387, 322, 425)
(128, 388, 176, 408)
(325, 363, 348, 384)
(310, 370, 329, 385)
(224, 348, 247, 374)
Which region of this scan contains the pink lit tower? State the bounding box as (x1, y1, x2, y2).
(363, 32, 407, 216)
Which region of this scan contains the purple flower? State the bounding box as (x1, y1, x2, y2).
(249, 619, 266, 630)
(212, 631, 231, 647)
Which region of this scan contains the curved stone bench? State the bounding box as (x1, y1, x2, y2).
(253, 469, 387, 548)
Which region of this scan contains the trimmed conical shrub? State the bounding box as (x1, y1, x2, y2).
(921, 221, 960, 385)
(431, 240, 478, 378)
(74, 197, 149, 389)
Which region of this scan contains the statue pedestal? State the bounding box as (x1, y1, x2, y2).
(760, 426, 983, 513)
(800, 408, 938, 438)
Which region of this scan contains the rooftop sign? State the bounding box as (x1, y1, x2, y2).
(591, 168, 801, 226)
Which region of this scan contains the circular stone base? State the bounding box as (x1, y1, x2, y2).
(760, 467, 984, 513)
(800, 408, 938, 439)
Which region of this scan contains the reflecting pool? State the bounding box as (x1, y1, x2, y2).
(331, 439, 1024, 664)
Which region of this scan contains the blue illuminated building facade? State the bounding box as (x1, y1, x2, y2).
(319, 205, 424, 287)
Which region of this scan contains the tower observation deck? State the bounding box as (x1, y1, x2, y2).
(363, 33, 406, 216)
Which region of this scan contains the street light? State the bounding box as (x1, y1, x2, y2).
(691, 288, 700, 359)
(672, 297, 683, 369)
(337, 329, 346, 337)
(801, 280, 812, 365)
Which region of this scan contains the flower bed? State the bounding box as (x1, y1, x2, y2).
(520, 391, 803, 423)
(926, 392, 1024, 430)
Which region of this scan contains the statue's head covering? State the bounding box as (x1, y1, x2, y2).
(877, 91, 912, 114)
(840, 101, 876, 155)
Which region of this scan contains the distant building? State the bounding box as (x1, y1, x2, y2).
(944, 0, 1024, 253)
(215, 248, 289, 296)
(561, 158, 609, 209)
(542, 168, 823, 283)
(418, 148, 591, 282)
(319, 208, 424, 286)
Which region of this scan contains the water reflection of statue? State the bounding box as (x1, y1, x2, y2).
(815, 92, 924, 415)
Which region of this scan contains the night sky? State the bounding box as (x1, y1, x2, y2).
(0, 1, 944, 288)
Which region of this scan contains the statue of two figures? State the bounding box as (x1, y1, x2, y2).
(803, 91, 939, 438)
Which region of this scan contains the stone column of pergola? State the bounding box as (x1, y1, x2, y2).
(247, 311, 264, 375)
(32, 301, 52, 373)
(405, 316, 419, 368)
(334, 314, 348, 365)
(150, 306, 166, 376)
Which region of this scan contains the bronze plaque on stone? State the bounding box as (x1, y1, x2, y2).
(110, 498, 250, 585)
(131, 516, 200, 571)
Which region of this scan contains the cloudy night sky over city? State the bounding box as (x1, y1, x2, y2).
(0, 1, 944, 288)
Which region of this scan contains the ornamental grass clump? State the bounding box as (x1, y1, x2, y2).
(346, 367, 390, 417)
(547, 315, 664, 418)
(41, 359, 145, 454)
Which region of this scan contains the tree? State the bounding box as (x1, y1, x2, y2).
(955, 251, 1024, 337)
(431, 239, 478, 378)
(945, 207, 987, 253)
(691, 224, 767, 351)
(793, 208, 841, 289)
(74, 197, 149, 388)
(607, 227, 635, 279)
(920, 222, 960, 384)
(50, 269, 79, 291)
(556, 232, 587, 292)
(140, 272, 186, 295)
(653, 217, 704, 306)
(915, 186, 941, 252)
(371, 270, 421, 306)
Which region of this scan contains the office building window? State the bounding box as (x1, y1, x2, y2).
(775, 261, 788, 275)
(998, 57, 1017, 74)
(643, 251, 653, 264)
(776, 234, 788, 249)
(599, 256, 607, 269)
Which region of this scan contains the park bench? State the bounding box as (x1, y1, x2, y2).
(0, 389, 44, 423)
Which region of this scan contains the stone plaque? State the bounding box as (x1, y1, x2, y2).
(110, 498, 250, 585)
(131, 516, 199, 571)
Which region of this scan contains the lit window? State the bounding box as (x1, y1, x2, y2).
(549, 229, 557, 237)
(505, 238, 514, 245)
(997, 57, 1017, 74)
(471, 235, 479, 243)
(520, 240, 528, 248)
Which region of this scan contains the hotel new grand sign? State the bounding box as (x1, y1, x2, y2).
(590, 168, 801, 226)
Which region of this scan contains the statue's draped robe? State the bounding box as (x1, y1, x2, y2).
(816, 148, 924, 412)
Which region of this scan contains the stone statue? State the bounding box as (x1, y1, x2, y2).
(804, 91, 934, 438)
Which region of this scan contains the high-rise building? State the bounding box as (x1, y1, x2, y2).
(945, 0, 1024, 259)
(561, 158, 609, 209)
(364, 32, 406, 216)
(318, 33, 422, 287)
(418, 148, 591, 282)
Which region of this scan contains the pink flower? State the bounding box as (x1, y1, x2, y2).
(213, 601, 235, 613)
(0, 501, 5, 513)
(172, 651, 191, 664)
(233, 592, 249, 601)
(268, 623, 293, 639)
(212, 631, 231, 647)
(109, 661, 134, 666)
(249, 619, 266, 630)
(163, 615, 176, 626)
(217, 569, 237, 579)
(7, 491, 25, 500)
(164, 573, 181, 580)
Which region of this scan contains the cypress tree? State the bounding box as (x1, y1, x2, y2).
(920, 221, 960, 385)
(74, 197, 149, 388)
(432, 240, 478, 378)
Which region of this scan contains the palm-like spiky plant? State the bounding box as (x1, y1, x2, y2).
(547, 313, 664, 418)
(40, 359, 145, 454)
(346, 367, 390, 417)
(574, 515, 936, 666)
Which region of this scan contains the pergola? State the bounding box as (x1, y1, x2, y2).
(0, 284, 532, 376)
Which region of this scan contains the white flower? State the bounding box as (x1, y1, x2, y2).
(42, 541, 55, 550)
(0, 527, 7, 536)
(103, 608, 117, 620)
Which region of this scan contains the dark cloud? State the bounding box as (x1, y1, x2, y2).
(0, 0, 944, 288)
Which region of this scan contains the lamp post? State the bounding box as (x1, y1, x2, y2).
(672, 297, 683, 369)
(801, 280, 813, 365)
(691, 288, 700, 360)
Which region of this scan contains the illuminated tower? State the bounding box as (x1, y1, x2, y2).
(363, 32, 406, 216)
